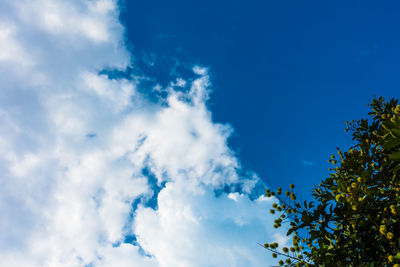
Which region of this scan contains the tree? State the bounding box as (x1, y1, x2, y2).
(264, 97, 400, 266)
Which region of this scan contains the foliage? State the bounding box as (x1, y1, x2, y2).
(264, 97, 400, 266)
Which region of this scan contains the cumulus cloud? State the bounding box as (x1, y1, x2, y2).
(0, 0, 286, 266)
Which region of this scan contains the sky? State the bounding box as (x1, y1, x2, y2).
(121, 0, 400, 195)
(0, 0, 399, 266)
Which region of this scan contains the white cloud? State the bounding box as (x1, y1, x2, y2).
(0, 22, 33, 66)
(0, 1, 286, 266)
(11, 0, 115, 42)
(81, 71, 135, 112)
(134, 185, 283, 267)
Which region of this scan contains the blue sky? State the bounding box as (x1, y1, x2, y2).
(121, 0, 400, 197)
(0, 0, 399, 266)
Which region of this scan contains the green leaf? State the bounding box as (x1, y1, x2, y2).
(286, 228, 294, 236)
(392, 128, 400, 138)
(389, 151, 400, 161)
(382, 121, 397, 130)
(383, 139, 400, 150)
(301, 212, 312, 224)
(310, 230, 320, 241)
(287, 225, 299, 236)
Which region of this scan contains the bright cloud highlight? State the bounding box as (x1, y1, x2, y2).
(0, 0, 285, 266)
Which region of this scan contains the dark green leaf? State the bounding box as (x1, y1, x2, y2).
(383, 139, 400, 150)
(389, 151, 400, 161)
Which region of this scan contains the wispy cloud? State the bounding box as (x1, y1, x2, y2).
(302, 160, 315, 166)
(0, 1, 285, 266)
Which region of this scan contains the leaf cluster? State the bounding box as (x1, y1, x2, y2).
(265, 97, 400, 266)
